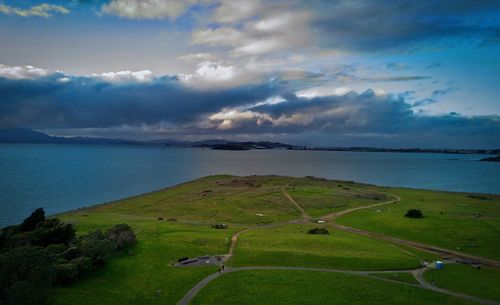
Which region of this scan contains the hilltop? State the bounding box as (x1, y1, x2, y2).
(37, 175, 500, 305)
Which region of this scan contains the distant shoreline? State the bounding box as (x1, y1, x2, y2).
(1, 129, 499, 155)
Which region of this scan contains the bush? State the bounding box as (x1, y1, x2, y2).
(405, 209, 423, 218)
(0, 208, 137, 305)
(211, 224, 227, 229)
(106, 224, 137, 250)
(31, 218, 75, 247)
(77, 230, 117, 267)
(0, 246, 55, 305)
(307, 228, 330, 234)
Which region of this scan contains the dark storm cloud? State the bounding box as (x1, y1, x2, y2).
(1, 73, 499, 143)
(0, 74, 279, 129)
(215, 90, 500, 137)
(311, 0, 500, 52)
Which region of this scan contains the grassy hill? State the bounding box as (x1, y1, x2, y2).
(47, 175, 500, 305)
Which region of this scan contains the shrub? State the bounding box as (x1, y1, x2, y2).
(307, 228, 330, 234)
(32, 218, 75, 247)
(77, 230, 117, 266)
(0, 246, 55, 305)
(106, 224, 137, 250)
(211, 224, 227, 229)
(0, 209, 138, 305)
(54, 263, 79, 284)
(405, 209, 423, 218)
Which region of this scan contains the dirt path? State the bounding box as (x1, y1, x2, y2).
(319, 194, 500, 267)
(177, 191, 500, 305)
(177, 265, 500, 305)
(282, 189, 311, 221)
(412, 266, 500, 305)
(319, 194, 401, 220)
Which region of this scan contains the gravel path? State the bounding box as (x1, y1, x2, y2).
(176, 191, 500, 305)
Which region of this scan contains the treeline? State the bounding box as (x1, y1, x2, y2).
(0, 208, 137, 305)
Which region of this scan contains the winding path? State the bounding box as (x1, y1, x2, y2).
(177, 189, 500, 305)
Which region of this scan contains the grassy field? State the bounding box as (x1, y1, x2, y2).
(52, 212, 237, 305)
(424, 264, 500, 302)
(229, 224, 420, 270)
(89, 175, 389, 224)
(44, 175, 500, 305)
(337, 187, 500, 260)
(285, 181, 390, 218)
(190, 270, 479, 305)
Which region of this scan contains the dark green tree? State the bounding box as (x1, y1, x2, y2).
(18, 208, 45, 232)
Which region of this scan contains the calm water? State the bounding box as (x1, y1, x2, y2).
(1, 143, 499, 227)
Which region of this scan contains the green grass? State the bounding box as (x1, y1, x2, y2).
(229, 224, 420, 270)
(285, 182, 390, 218)
(191, 270, 479, 305)
(337, 188, 500, 260)
(51, 212, 237, 305)
(88, 175, 302, 225)
(424, 264, 500, 302)
(87, 175, 389, 224)
(46, 175, 500, 304)
(371, 272, 419, 285)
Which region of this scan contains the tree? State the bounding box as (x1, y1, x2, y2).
(405, 209, 423, 218)
(0, 246, 55, 305)
(19, 208, 45, 232)
(31, 218, 75, 247)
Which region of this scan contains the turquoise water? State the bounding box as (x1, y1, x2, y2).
(1, 143, 499, 227)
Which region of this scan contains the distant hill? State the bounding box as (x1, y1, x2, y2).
(0, 128, 138, 145)
(1, 129, 498, 154)
(481, 155, 500, 162)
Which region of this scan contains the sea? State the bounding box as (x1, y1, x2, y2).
(1, 143, 499, 227)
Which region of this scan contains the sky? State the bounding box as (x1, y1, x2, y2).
(0, 0, 499, 148)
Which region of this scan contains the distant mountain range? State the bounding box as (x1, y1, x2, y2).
(0, 128, 498, 155)
(0, 128, 293, 149)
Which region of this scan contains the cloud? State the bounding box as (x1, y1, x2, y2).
(178, 53, 219, 63)
(204, 89, 500, 138)
(0, 65, 52, 79)
(192, 8, 312, 56)
(212, 0, 263, 24)
(0, 2, 69, 18)
(0, 68, 279, 129)
(101, 0, 197, 19)
(0, 65, 498, 147)
(364, 76, 430, 82)
(312, 0, 500, 52)
(91, 70, 154, 82)
(386, 63, 409, 71)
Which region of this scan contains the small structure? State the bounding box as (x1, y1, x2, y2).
(435, 260, 444, 269)
(317, 220, 325, 224)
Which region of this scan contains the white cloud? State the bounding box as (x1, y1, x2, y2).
(208, 109, 271, 130)
(192, 9, 312, 57)
(92, 70, 154, 82)
(296, 86, 353, 99)
(177, 52, 219, 63)
(0, 64, 51, 79)
(191, 27, 243, 47)
(213, 0, 262, 24)
(0, 3, 69, 18)
(180, 61, 236, 83)
(101, 0, 197, 19)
